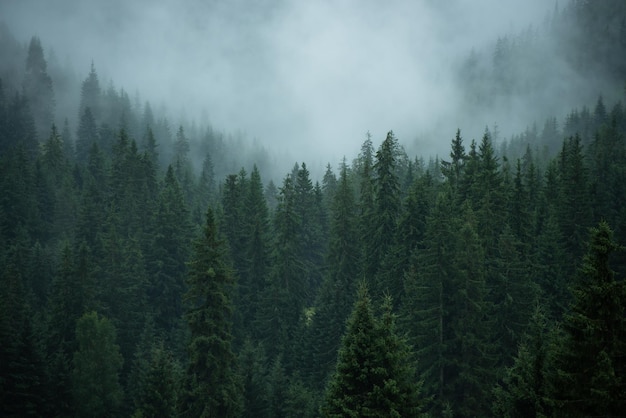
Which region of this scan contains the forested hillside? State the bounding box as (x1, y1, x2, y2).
(1, 1, 626, 417)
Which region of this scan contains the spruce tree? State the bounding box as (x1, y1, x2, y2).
(402, 187, 458, 414)
(321, 283, 423, 417)
(368, 131, 401, 293)
(305, 160, 359, 388)
(552, 221, 626, 416)
(23, 36, 55, 140)
(493, 305, 553, 418)
(181, 207, 243, 417)
(136, 342, 181, 418)
(71, 311, 124, 418)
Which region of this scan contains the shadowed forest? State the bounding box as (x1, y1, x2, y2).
(1, 1, 626, 417)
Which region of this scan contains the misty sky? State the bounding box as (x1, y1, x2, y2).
(1, 0, 553, 169)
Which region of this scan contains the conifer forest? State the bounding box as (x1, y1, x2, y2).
(2, 1, 626, 417)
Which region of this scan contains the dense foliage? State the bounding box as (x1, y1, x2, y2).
(1, 1, 626, 416)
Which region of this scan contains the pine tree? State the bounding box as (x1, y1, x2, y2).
(181, 207, 243, 417)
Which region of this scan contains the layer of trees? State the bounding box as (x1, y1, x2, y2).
(1, 1, 626, 416)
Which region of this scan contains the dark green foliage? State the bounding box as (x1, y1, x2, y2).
(6, 91, 38, 158)
(321, 284, 423, 417)
(556, 135, 591, 261)
(490, 226, 539, 368)
(238, 339, 269, 418)
(402, 187, 457, 413)
(1, 16, 626, 418)
(552, 221, 626, 416)
(71, 311, 124, 418)
(135, 342, 180, 418)
(236, 165, 271, 339)
(181, 207, 243, 417)
(257, 174, 307, 363)
(367, 131, 401, 293)
(0, 247, 47, 417)
(380, 170, 433, 305)
(304, 161, 359, 388)
(493, 305, 553, 418)
(447, 206, 495, 418)
(440, 128, 467, 191)
(147, 165, 192, 335)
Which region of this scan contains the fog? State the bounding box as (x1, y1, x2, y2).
(1, 0, 567, 174)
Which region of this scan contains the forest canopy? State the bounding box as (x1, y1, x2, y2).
(1, 1, 626, 417)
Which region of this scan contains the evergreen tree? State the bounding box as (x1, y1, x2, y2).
(552, 221, 626, 416)
(356, 132, 376, 277)
(5, 91, 38, 158)
(380, 170, 433, 305)
(47, 242, 95, 415)
(490, 225, 539, 368)
(447, 205, 495, 417)
(305, 160, 359, 388)
(135, 342, 181, 418)
(239, 339, 270, 418)
(294, 162, 325, 301)
(0, 246, 47, 417)
(221, 171, 247, 275)
(257, 175, 306, 362)
(181, 207, 243, 417)
(321, 283, 423, 417)
(78, 62, 101, 123)
(368, 131, 401, 293)
(0, 146, 37, 240)
(147, 165, 192, 336)
(23, 36, 54, 140)
(402, 187, 457, 415)
(556, 135, 591, 261)
(440, 128, 467, 191)
(71, 311, 124, 418)
(493, 305, 553, 418)
(237, 165, 270, 339)
(75, 107, 99, 162)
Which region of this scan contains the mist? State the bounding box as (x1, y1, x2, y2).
(0, 0, 597, 176)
